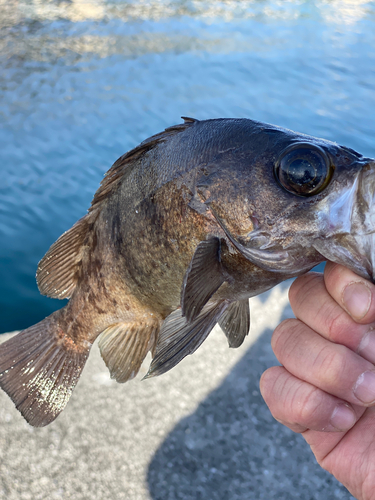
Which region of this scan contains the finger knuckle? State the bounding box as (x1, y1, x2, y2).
(288, 273, 322, 310)
(324, 261, 345, 287)
(271, 318, 301, 357)
(325, 306, 350, 342)
(313, 343, 349, 386)
(259, 368, 275, 399)
(292, 386, 327, 427)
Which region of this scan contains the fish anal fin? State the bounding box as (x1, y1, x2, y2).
(36, 214, 92, 299)
(145, 301, 227, 379)
(0, 315, 91, 427)
(181, 238, 226, 322)
(98, 318, 159, 383)
(219, 299, 250, 348)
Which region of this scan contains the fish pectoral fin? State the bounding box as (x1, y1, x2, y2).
(0, 315, 91, 427)
(98, 319, 159, 383)
(145, 301, 228, 379)
(218, 299, 250, 348)
(181, 237, 226, 322)
(36, 214, 92, 299)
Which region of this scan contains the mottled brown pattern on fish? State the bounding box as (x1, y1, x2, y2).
(1, 117, 375, 426)
(96, 178, 223, 316)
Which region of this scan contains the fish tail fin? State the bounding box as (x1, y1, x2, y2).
(0, 313, 91, 427)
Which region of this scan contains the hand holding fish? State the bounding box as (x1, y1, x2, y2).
(261, 262, 375, 500)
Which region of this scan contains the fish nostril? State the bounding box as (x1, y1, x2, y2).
(265, 216, 275, 226)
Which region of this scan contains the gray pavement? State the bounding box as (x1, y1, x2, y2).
(0, 284, 355, 500)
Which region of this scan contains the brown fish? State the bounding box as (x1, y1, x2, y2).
(1, 117, 375, 426)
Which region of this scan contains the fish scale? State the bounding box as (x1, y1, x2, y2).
(1, 117, 375, 426)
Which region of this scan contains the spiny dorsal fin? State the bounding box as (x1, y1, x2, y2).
(98, 318, 160, 383)
(37, 119, 199, 299)
(181, 116, 197, 124)
(181, 238, 226, 322)
(145, 301, 227, 379)
(218, 299, 250, 348)
(90, 117, 199, 212)
(36, 214, 92, 299)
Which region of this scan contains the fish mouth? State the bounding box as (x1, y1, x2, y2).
(312, 160, 375, 282)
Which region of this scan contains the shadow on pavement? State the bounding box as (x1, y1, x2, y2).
(147, 323, 352, 500)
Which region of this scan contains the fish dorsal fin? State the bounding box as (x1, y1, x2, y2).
(37, 119, 199, 300)
(181, 238, 226, 322)
(36, 214, 91, 299)
(145, 301, 227, 379)
(98, 318, 159, 383)
(218, 299, 250, 348)
(90, 118, 199, 212)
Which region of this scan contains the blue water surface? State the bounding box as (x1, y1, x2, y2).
(0, 0, 375, 333)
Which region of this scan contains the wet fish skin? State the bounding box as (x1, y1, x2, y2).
(0, 117, 374, 426)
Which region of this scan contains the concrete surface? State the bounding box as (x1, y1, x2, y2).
(0, 284, 355, 500)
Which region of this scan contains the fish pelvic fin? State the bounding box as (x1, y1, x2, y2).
(181, 237, 226, 322)
(0, 314, 91, 427)
(218, 299, 250, 348)
(98, 318, 160, 383)
(145, 301, 228, 379)
(36, 214, 93, 300)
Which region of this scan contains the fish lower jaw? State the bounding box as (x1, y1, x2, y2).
(312, 236, 374, 283)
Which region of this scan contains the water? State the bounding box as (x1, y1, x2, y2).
(0, 0, 375, 333)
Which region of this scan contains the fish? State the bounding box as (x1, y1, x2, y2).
(1, 117, 375, 427)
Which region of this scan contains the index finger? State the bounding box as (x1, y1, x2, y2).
(289, 267, 375, 364)
(324, 261, 375, 324)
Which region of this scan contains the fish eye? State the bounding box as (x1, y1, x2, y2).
(274, 143, 333, 197)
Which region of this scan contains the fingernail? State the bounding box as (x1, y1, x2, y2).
(330, 404, 356, 431)
(354, 371, 375, 404)
(358, 330, 375, 364)
(343, 282, 371, 320)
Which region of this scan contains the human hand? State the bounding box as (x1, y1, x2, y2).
(260, 262, 375, 500)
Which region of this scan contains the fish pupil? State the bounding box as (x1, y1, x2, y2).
(287, 159, 317, 185)
(275, 143, 332, 197)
